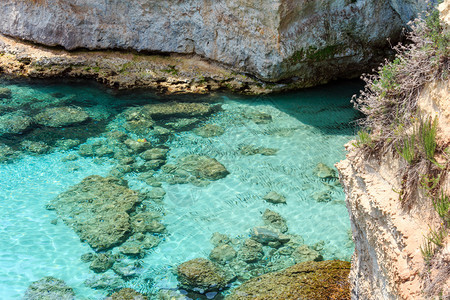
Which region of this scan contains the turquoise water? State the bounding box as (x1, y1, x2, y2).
(0, 78, 361, 299)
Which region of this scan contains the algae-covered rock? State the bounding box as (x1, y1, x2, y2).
(263, 191, 286, 204)
(237, 239, 263, 263)
(178, 155, 229, 180)
(89, 253, 114, 273)
(142, 102, 212, 119)
(314, 163, 338, 179)
(292, 245, 323, 263)
(262, 209, 288, 233)
(0, 143, 17, 162)
(105, 288, 148, 300)
(34, 106, 89, 127)
(84, 274, 125, 294)
(0, 111, 33, 135)
(21, 140, 51, 154)
(0, 87, 12, 99)
(177, 258, 230, 292)
(250, 226, 281, 244)
(23, 276, 75, 300)
(210, 232, 231, 247)
(226, 260, 350, 300)
(140, 148, 168, 161)
(193, 124, 225, 138)
(239, 145, 278, 156)
(49, 175, 141, 250)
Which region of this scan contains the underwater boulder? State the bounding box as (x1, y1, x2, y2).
(34, 106, 89, 127)
(89, 253, 115, 273)
(48, 175, 141, 250)
(176, 258, 231, 292)
(226, 260, 350, 300)
(178, 155, 229, 181)
(23, 276, 75, 300)
(239, 145, 277, 156)
(0, 143, 17, 162)
(142, 102, 212, 119)
(292, 245, 323, 264)
(262, 191, 286, 204)
(237, 239, 264, 263)
(21, 140, 51, 154)
(210, 244, 237, 265)
(314, 162, 338, 179)
(210, 232, 231, 247)
(193, 124, 225, 137)
(105, 288, 148, 300)
(0, 87, 12, 99)
(0, 110, 33, 135)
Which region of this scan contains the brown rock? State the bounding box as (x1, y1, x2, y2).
(177, 258, 230, 292)
(105, 288, 147, 300)
(226, 260, 350, 300)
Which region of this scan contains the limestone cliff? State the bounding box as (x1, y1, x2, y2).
(337, 3, 450, 299)
(1, 0, 427, 84)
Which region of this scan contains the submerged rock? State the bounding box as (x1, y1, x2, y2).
(177, 155, 229, 181)
(0, 87, 12, 99)
(237, 239, 264, 263)
(21, 140, 51, 154)
(84, 274, 125, 294)
(314, 163, 338, 179)
(23, 276, 75, 300)
(244, 111, 272, 124)
(48, 175, 141, 250)
(143, 102, 212, 119)
(292, 245, 323, 263)
(210, 232, 231, 247)
(210, 244, 237, 264)
(250, 227, 281, 244)
(263, 191, 286, 204)
(0, 143, 17, 162)
(193, 124, 225, 138)
(34, 106, 89, 127)
(131, 212, 165, 234)
(0, 111, 33, 135)
(262, 209, 288, 233)
(177, 258, 231, 292)
(89, 253, 115, 273)
(105, 288, 147, 300)
(239, 145, 278, 156)
(226, 260, 350, 300)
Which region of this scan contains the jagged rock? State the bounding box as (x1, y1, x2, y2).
(54, 139, 80, 151)
(34, 106, 89, 127)
(193, 124, 225, 137)
(119, 233, 161, 257)
(263, 191, 286, 204)
(239, 145, 278, 156)
(314, 163, 338, 179)
(0, 87, 12, 99)
(105, 288, 147, 300)
(80, 253, 95, 263)
(210, 244, 237, 264)
(0, 111, 33, 135)
(124, 139, 152, 154)
(262, 209, 288, 233)
(48, 175, 141, 250)
(237, 239, 263, 263)
(140, 148, 168, 161)
(210, 232, 231, 247)
(89, 253, 114, 273)
(177, 258, 230, 292)
(292, 245, 323, 263)
(177, 155, 229, 180)
(146, 187, 166, 201)
(226, 260, 350, 300)
(23, 276, 75, 300)
(21, 140, 51, 154)
(122, 106, 155, 135)
(112, 261, 142, 278)
(131, 212, 165, 234)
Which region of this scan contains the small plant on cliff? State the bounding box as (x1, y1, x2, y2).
(433, 190, 450, 225)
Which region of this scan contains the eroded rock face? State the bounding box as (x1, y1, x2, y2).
(0, 0, 426, 83)
(226, 260, 350, 299)
(23, 277, 75, 300)
(48, 175, 141, 250)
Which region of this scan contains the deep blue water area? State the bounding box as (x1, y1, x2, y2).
(0, 77, 362, 299)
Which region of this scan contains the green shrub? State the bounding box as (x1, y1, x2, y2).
(433, 190, 450, 225)
(396, 134, 416, 164)
(419, 117, 438, 160)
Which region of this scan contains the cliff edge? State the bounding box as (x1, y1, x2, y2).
(337, 2, 449, 299)
(1, 0, 427, 86)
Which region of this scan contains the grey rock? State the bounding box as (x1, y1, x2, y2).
(251, 226, 280, 244)
(0, 88, 12, 99)
(23, 276, 75, 300)
(263, 191, 286, 204)
(89, 253, 114, 273)
(209, 244, 237, 264)
(210, 232, 231, 247)
(292, 245, 323, 263)
(314, 163, 338, 179)
(0, 111, 33, 135)
(193, 124, 225, 138)
(21, 140, 50, 154)
(176, 258, 230, 292)
(140, 148, 168, 161)
(34, 106, 89, 127)
(237, 239, 263, 263)
(262, 209, 288, 233)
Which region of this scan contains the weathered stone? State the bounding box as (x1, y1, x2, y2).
(164, 118, 199, 131)
(313, 190, 332, 202)
(23, 276, 75, 300)
(80, 253, 95, 263)
(0, 143, 17, 162)
(262, 209, 288, 233)
(237, 239, 263, 263)
(245, 111, 272, 124)
(131, 212, 165, 234)
(143, 102, 212, 119)
(49, 175, 141, 250)
(0, 87, 12, 99)
(84, 274, 125, 294)
(140, 148, 168, 161)
(34, 106, 89, 127)
(251, 226, 280, 244)
(239, 145, 278, 156)
(177, 258, 230, 292)
(54, 139, 80, 151)
(292, 245, 323, 263)
(210, 232, 231, 247)
(124, 139, 152, 153)
(226, 260, 351, 300)
(21, 140, 51, 154)
(89, 253, 114, 273)
(112, 261, 142, 278)
(146, 187, 166, 201)
(178, 155, 229, 180)
(210, 244, 237, 264)
(263, 191, 286, 204)
(105, 288, 147, 300)
(0, 111, 33, 135)
(193, 124, 225, 138)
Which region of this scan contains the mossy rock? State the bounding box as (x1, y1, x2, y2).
(105, 288, 147, 300)
(226, 260, 350, 299)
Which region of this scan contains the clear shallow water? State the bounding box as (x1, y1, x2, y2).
(0, 78, 361, 299)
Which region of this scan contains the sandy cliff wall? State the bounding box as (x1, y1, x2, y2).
(1, 0, 427, 83)
(337, 3, 450, 297)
